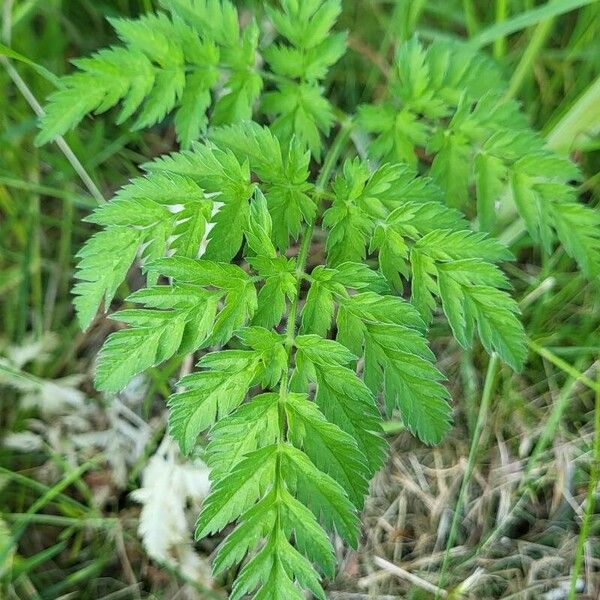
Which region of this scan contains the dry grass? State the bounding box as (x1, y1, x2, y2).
(325, 365, 600, 599)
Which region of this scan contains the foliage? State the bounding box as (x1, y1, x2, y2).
(35, 0, 342, 158)
(27, 0, 600, 598)
(357, 37, 600, 276)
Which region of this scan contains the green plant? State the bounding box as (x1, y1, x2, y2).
(35, 1, 599, 597)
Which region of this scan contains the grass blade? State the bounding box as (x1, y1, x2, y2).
(569, 372, 600, 598)
(469, 0, 596, 48)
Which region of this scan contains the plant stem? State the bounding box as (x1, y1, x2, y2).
(274, 120, 352, 525)
(469, 0, 595, 49)
(463, 0, 480, 37)
(546, 74, 600, 152)
(505, 18, 554, 99)
(493, 0, 508, 59)
(437, 353, 499, 595)
(568, 372, 600, 599)
(528, 338, 599, 392)
(316, 118, 354, 193)
(1, 2, 105, 206)
(286, 118, 353, 342)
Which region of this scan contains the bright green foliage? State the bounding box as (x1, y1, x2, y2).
(209, 122, 315, 248)
(72, 227, 143, 329)
(263, 0, 347, 160)
(36, 9, 224, 146)
(70, 117, 527, 596)
(36, 0, 345, 156)
(45, 3, 599, 596)
(70, 120, 527, 597)
(359, 37, 600, 278)
(357, 38, 503, 168)
(321, 158, 525, 370)
(95, 282, 220, 393)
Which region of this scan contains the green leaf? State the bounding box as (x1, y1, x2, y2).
(160, 0, 240, 46)
(210, 122, 315, 248)
(84, 172, 214, 281)
(246, 189, 277, 258)
(108, 172, 206, 205)
(385, 199, 468, 238)
(408, 249, 438, 323)
(170, 350, 262, 454)
(263, 82, 334, 160)
(238, 326, 288, 388)
(363, 322, 452, 445)
(95, 285, 218, 392)
(171, 200, 210, 258)
(292, 333, 386, 474)
(264, 32, 346, 81)
(281, 444, 359, 547)
(37, 4, 263, 144)
(175, 70, 216, 147)
(332, 262, 389, 293)
(322, 201, 373, 267)
(73, 227, 143, 329)
(429, 128, 471, 208)
(475, 151, 506, 232)
(145, 143, 253, 205)
(511, 170, 554, 253)
(206, 194, 251, 262)
(196, 445, 278, 537)
(250, 256, 296, 330)
(414, 229, 513, 263)
(267, 0, 342, 49)
(468, 285, 526, 370)
(300, 275, 335, 337)
(411, 247, 527, 370)
(148, 257, 258, 344)
(279, 487, 337, 578)
(551, 200, 600, 278)
(285, 392, 370, 508)
(313, 365, 386, 474)
(295, 334, 356, 367)
(213, 492, 277, 576)
(208, 393, 279, 478)
(230, 534, 314, 600)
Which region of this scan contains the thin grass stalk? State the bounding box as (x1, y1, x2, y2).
(437, 353, 499, 595)
(569, 371, 600, 598)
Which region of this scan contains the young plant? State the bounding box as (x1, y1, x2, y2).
(37, 1, 599, 597)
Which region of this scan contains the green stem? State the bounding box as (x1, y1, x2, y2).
(569, 372, 600, 599)
(286, 119, 353, 343)
(469, 0, 595, 49)
(273, 121, 351, 534)
(546, 74, 600, 152)
(505, 18, 554, 99)
(276, 120, 352, 454)
(286, 226, 315, 345)
(528, 338, 599, 392)
(463, 0, 480, 37)
(437, 353, 499, 595)
(0, 57, 105, 204)
(493, 0, 508, 59)
(316, 118, 353, 193)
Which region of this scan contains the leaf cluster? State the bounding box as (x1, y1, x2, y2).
(79, 122, 526, 597)
(36, 0, 343, 159)
(358, 37, 600, 277)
